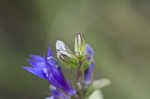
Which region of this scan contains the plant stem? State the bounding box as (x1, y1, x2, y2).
(76, 61, 84, 99)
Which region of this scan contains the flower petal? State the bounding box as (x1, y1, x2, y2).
(45, 57, 75, 96)
(24, 66, 45, 78)
(29, 54, 44, 61)
(27, 59, 45, 68)
(48, 48, 52, 57)
(56, 40, 67, 51)
(85, 44, 94, 60)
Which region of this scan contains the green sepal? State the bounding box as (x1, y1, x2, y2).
(57, 52, 79, 68)
(80, 57, 94, 72)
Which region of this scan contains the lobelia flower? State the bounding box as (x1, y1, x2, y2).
(84, 44, 95, 84)
(24, 48, 75, 96)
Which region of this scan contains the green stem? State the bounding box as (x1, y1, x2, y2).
(75, 61, 84, 99)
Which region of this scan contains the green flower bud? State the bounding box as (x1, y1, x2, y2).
(74, 32, 85, 56)
(56, 40, 79, 68)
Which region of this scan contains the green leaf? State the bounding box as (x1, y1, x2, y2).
(92, 78, 111, 89)
(88, 90, 103, 99)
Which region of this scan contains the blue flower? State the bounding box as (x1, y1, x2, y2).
(24, 48, 75, 96)
(84, 44, 94, 84)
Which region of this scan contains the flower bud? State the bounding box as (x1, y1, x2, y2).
(56, 40, 79, 68)
(74, 32, 85, 56)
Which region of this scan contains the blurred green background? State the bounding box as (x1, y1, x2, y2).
(0, 0, 150, 99)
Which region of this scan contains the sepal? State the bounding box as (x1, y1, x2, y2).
(80, 57, 94, 71)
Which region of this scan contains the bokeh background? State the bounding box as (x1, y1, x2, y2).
(0, 0, 150, 99)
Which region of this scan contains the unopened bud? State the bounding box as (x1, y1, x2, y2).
(56, 40, 79, 68)
(74, 32, 85, 56)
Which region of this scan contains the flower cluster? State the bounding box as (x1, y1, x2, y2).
(24, 32, 110, 99)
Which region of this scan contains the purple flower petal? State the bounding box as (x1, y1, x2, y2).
(29, 54, 44, 61)
(24, 66, 46, 78)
